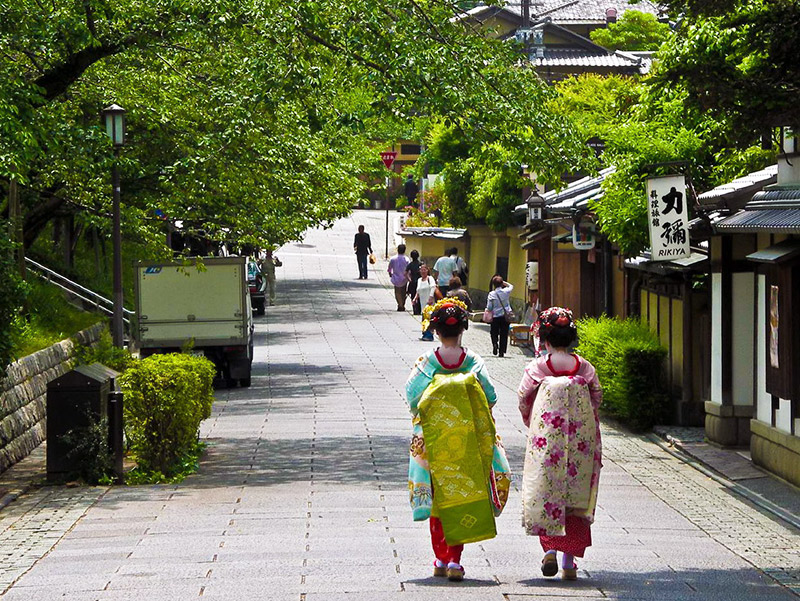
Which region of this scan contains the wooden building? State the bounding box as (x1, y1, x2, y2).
(696, 151, 800, 486)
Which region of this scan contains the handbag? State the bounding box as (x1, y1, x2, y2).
(482, 309, 493, 323)
(368, 253, 376, 264)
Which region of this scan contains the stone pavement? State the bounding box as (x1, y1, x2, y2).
(0, 209, 798, 600)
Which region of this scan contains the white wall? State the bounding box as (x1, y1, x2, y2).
(776, 398, 792, 433)
(710, 273, 722, 404)
(732, 273, 755, 406)
(755, 275, 772, 423)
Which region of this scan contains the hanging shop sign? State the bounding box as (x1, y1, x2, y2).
(646, 175, 691, 261)
(572, 221, 596, 250)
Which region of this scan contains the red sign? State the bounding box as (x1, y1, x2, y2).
(380, 151, 397, 169)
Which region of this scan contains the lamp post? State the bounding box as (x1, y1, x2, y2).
(102, 104, 126, 348)
(527, 186, 545, 228)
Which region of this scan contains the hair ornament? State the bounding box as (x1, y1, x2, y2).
(421, 298, 468, 333)
(533, 306, 576, 355)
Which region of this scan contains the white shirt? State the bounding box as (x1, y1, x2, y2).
(416, 276, 437, 305)
(432, 256, 456, 286)
(486, 283, 514, 317)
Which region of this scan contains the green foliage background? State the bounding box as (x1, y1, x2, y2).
(0, 224, 28, 374)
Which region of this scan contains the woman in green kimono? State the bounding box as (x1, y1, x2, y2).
(406, 298, 511, 582)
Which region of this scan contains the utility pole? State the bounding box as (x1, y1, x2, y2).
(8, 169, 26, 280)
(522, 0, 531, 60)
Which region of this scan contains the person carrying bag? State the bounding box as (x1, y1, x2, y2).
(484, 276, 514, 357)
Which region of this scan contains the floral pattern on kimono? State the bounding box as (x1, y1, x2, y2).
(406, 348, 511, 522)
(517, 355, 602, 537)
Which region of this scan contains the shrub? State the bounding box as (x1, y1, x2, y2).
(576, 316, 668, 431)
(119, 353, 215, 477)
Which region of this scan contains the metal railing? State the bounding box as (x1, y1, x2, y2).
(24, 257, 134, 325)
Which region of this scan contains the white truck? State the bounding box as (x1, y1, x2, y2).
(133, 256, 254, 387)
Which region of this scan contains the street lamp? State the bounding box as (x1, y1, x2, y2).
(102, 104, 126, 348)
(527, 186, 545, 227)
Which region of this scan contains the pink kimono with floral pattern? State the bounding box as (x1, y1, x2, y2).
(518, 354, 602, 557)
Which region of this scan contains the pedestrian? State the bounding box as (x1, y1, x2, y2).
(451, 248, 468, 286)
(403, 174, 420, 207)
(484, 275, 514, 357)
(517, 307, 602, 582)
(406, 250, 422, 315)
(446, 276, 472, 313)
(406, 299, 511, 582)
(353, 225, 373, 280)
(413, 264, 439, 341)
(259, 250, 282, 306)
(388, 244, 410, 311)
(432, 248, 457, 295)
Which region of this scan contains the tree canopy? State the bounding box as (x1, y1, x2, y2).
(654, 0, 800, 145)
(0, 0, 589, 253)
(552, 72, 773, 256)
(590, 10, 672, 51)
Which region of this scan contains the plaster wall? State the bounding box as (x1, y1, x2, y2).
(756, 274, 772, 423)
(710, 273, 722, 405)
(732, 273, 755, 406)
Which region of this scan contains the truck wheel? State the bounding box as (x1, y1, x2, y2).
(225, 377, 238, 388)
(240, 377, 251, 387)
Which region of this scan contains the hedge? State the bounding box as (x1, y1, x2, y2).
(119, 353, 215, 476)
(575, 316, 668, 431)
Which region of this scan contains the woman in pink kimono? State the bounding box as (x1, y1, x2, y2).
(517, 307, 602, 581)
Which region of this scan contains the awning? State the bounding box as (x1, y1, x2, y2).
(625, 249, 708, 274)
(746, 239, 800, 263)
(520, 228, 551, 249)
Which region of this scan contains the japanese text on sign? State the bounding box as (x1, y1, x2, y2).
(646, 175, 690, 261)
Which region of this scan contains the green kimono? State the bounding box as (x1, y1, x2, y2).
(406, 349, 511, 545)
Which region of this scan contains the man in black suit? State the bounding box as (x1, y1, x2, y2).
(353, 225, 373, 279)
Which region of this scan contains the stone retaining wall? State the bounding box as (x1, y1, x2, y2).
(0, 323, 104, 473)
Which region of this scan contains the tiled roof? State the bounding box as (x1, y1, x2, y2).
(499, 0, 663, 22)
(697, 165, 777, 209)
(513, 167, 614, 215)
(531, 48, 642, 68)
(711, 181, 800, 233)
(398, 227, 467, 240)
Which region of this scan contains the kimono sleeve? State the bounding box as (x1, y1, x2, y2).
(581, 360, 603, 410)
(470, 356, 497, 407)
(518, 360, 544, 428)
(406, 356, 433, 416)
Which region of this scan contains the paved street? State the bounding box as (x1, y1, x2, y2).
(0, 210, 799, 600)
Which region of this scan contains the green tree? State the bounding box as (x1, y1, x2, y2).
(590, 11, 672, 51)
(0, 222, 27, 374)
(654, 0, 800, 145)
(552, 73, 773, 255)
(1, 0, 590, 254)
(589, 10, 672, 51)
